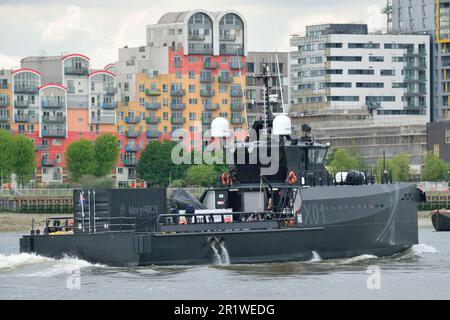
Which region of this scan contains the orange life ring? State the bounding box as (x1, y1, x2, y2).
(287, 171, 297, 185)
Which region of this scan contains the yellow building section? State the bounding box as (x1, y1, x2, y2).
(0, 82, 12, 129)
(437, 0, 450, 43)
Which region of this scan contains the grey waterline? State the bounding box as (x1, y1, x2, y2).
(0, 226, 448, 300)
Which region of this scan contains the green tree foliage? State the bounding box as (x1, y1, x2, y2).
(70, 175, 115, 188)
(136, 140, 187, 186)
(328, 148, 359, 172)
(185, 165, 217, 187)
(94, 134, 119, 177)
(421, 153, 449, 182)
(65, 139, 96, 182)
(375, 153, 411, 182)
(349, 145, 368, 170)
(12, 135, 36, 186)
(0, 130, 14, 185)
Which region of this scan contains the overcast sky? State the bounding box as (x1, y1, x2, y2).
(0, 0, 386, 69)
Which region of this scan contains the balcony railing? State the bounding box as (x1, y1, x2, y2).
(230, 116, 244, 125)
(170, 103, 186, 110)
(171, 117, 185, 124)
(106, 87, 117, 95)
(123, 158, 137, 166)
(170, 88, 186, 96)
(14, 85, 39, 94)
(0, 99, 9, 107)
(91, 115, 115, 124)
(36, 144, 50, 151)
(173, 61, 182, 68)
(14, 114, 29, 122)
(126, 130, 140, 138)
(146, 130, 161, 138)
(146, 102, 161, 110)
(15, 100, 30, 108)
(125, 116, 141, 124)
(218, 75, 232, 83)
(125, 145, 140, 152)
(204, 103, 219, 111)
(200, 89, 215, 97)
(64, 66, 89, 76)
(188, 34, 206, 41)
(41, 158, 58, 167)
(230, 60, 243, 69)
(0, 115, 9, 122)
(145, 88, 161, 96)
(42, 130, 66, 138)
(221, 47, 245, 56)
(200, 74, 214, 83)
(204, 61, 218, 69)
(102, 102, 117, 109)
(230, 89, 244, 97)
(230, 103, 244, 111)
(220, 34, 237, 42)
(42, 115, 66, 123)
(41, 99, 65, 108)
(202, 114, 213, 124)
(146, 116, 161, 124)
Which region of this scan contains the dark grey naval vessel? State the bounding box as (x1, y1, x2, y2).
(20, 65, 423, 266)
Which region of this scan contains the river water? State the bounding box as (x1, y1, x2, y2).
(0, 226, 449, 300)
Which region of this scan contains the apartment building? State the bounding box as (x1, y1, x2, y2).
(246, 51, 289, 126)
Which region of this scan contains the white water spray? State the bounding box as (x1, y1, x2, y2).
(310, 251, 322, 262)
(209, 239, 223, 265)
(219, 240, 230, 265)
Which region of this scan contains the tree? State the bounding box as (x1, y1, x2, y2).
(136, 140, 187, 186)
(421, 153, 449, 182)
(12, 135, 36, 186)
(328, 148, 359, 172)
(349, 144, 368, 170)
(65, 139, 96, 182)
(0, 130, 14, 186)
(94, 134, 119, 177)
(375, 153, 411, 182)
(185, 165, 217, 187)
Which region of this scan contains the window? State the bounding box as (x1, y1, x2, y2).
(189, 112, 196, 121)
(327, 56, 362, 62)
(327, 96, 359, 102)
(348, 43, 380, 49)
(188, 71, 195, 79)
(446, 131, 450, 144)
(348, 69, 374, 75)
(356, 83, 384, 88)
(369, 56, 384, 62)
(247, 63, 255, 73)
(381, 69, 395, 76)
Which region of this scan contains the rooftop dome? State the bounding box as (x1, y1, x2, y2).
(157, 11, 189, 24)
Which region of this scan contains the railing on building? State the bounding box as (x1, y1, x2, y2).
(41, 130, 66, 138)
(106, 87, 117, 95)
(145, 88, 161, 96)
(125, 145, 141, 152)
(200, 74, 214, 83)
(41, 99, 65, 109)
(64, 66, 89, 76)
(125, 116, 141, 124)
(230, 116, 244, 124)
(123, 158, 136, 166)
(91, 115, 115, 124)
(0, 98, 9, 107)
(171, 116, 186, 124)
(170, 88, 186, 97)
(204, 61, 218, 69)
(146, 130, 161, 138)
(125, 130, 140, 138)
(170, 102, 186, 110)
(200, 88, 215, 97)
(146, 116, 161, 124)
(102, 102, 117, 109)
(14, 85, 39, 94)
(14, 100, 30, 108)
(14, 114, 29, 122)
(204, 103, 219, 111)
(42, 115, 66, 123)
(218, 75, 232, 83)
(146, 102, 161, 110)
(230, 89, 244, 97)
(41, 158, 58, 167)
(0, 114, 9, 122)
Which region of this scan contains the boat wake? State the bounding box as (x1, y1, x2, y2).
(409, 244, 439, 255)
(0, 253, 104, 276)
(339, 254, 378, 265)
(307, 251, 322, 263)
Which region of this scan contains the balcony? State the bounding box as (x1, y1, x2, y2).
(91, 115, 115, 124)
(146, 130, 161, 138)
(230, 88, 244, 97)
(221, 47, 244, 56)
(14, 100, 30, 108)
(170, 88, 186, 97)
(146, 116, 161, 124)
(200, 88, 215, 97)
(145, 88, 161, 96)
(0, 99, 9, 107)
(42, 115, 66, 123)
(36, 144, 49, 151)
(42, 129, 66, 138)
(218, 75, 232, 83)
(146, 102, 161, 110)
(204, 103, 219, 111)
(170, 102, 186, 110)
(41, 99, 65, 109)
(14, 85, 38, 94)
(230, 116, 244, 125)
(41, 158, 58, 167)
(171, 117, 185, 124)
(173, 61, 182, 68)
(204, 61, 219, 69)
(102, 102, 117, 109)
(106, 87, 117, 95)
(0, 115, 9, 122)
(14, 114, 29, 123)
(231, 103, 244, 111)
(125, 145, 140, 152)
(230, 59, 243, 69)
(125, 116, 140, 124)
(123, 158, 137, 166)
(64, 66, 89, 76)
(126, 130, 140, 138)
(188, 34, 206, 41)
(202, 114, 213, 124)
(220, 34, 236, 42)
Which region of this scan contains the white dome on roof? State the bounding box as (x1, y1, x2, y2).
(211, 117, 230, 137)
(273, 114, 292, 136)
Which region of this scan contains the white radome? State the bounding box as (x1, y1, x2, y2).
(273, 114, 292, 136)
(211, 117, 230, 137)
